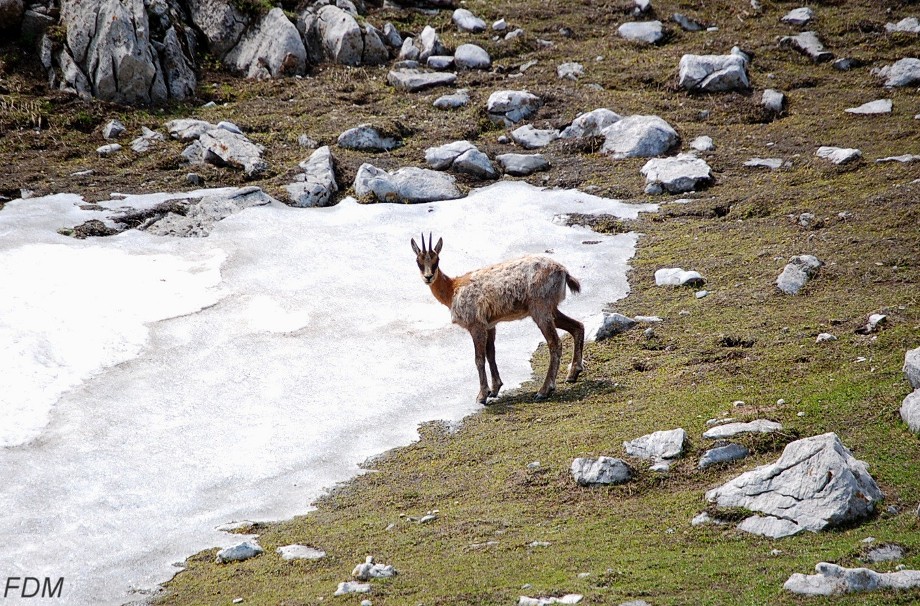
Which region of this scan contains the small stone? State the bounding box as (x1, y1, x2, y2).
(334, 582, 370, 596)
(873, 58, 920, 88)
(487, 90, 543, 126)
(426, 55, 455, 70)
(233, 599, 243, 604)
(846, 99, 893, 115)
(673, 13, 705, 32)
(454, 44, 491, 70)
(216, 540, 263, 564)
(570, 456, 632, 486)
(690, 136, 715, 152)
(452, 8, 486, 33)
(337, 124, 400, 152)
(298, 134, 319, 148)
(885, 17, 920, 33)
(654, 267, 705, 287)
(505, 28, 525, 41)
(496, 153, 550, 176)
(433, 89, 470, 110)
(865, 544, 905, 563)
(617, 21, 664, 44)
(186, 173, 204, 186)
(702, 419, 782, 440)
(352, 556, 397, 581)
(744, 157, 785, 170)
(833, 58, 859, 71)
(217, 121, 243, 135)
(595, 313, 636, 340)
(361, 600, 373, 606)
(493, 19, 507, 32)
(780, 31, 833, 62)
(771, 549, 783, 556)
(96, 143, 122, 156)
(623, 428, 687, 462)
(641, 153, 713, 194)
(781, 7, 814, 26)
(510, 125, 560, 149)
(876, 154, 920, 163)
(387, 68, 457, 92)
(699, 443, 750, 469)
(277, 545, 326, 560)
(695, 290, 709, 299)
(762, 89, 786, 114)
(557, 62, 585, 80)
(816, 146, 861, 165)
(102, 119, 126, 139)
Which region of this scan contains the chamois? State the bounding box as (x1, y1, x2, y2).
(411, 233, 585, 404)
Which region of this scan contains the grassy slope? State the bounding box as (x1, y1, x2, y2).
(3, 0, 920, 604)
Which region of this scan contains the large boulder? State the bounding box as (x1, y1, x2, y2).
(706, 433, 884, 538)
(298, 4, 388, 66)
(873, 58, 920, 88)
(785, 563, 920, 597)
(186, 0, 248, 58)
(486, 90, 542, 126)
(285, 146, 338, 207)
(225, 8, 306, 78)
(678, 51, 750, 92)
(640, 153, 713, 193)
(354, 164, 463, 203)
(905, 347, 920, 389)
(601, 115, 679, 159)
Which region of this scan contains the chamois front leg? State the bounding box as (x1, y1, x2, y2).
(486, 327, 503, 398)
(533, 314, 562, 400)
(469, 325, 490, 404)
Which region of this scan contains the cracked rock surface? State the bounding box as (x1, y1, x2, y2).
(784, 562, 920, 596)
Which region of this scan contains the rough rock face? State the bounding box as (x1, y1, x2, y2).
(706, 433, 884, 538)
(226, 8, 306, 78)
(640, 153, 713, 193)
(780, 31, 833, 62)
(601, 115, 679, 158)
(196, 128, 268, 178)
(48, 0, 197, 104)
(678, 52, 750, 92)
(873, 58, 920, 87)
(784, 563, 920, 596)
(299, 4, 387, 66)
(215, 539, 264, 563)
(486, 90, 543, 126)
(698, 443, 749, 469)
(285, 146, 338, 207)
(905, 347, 920, 389)
(777, 254, 823, 294)
(901, 389, 920, 433)
(570, 457, 632, 485)
(146, 187, 273, 237)
(702, 419, 782, 440)
(353, 164, 463, 203)
(387, 68, 457, 92)
(186, 0, 248, 58)
(594, 313, 636, 340)
(337, 124, 401, 151)
(623, 428, 687, 462)
(495, 153, 549, 176)
(559, 108, 621, 138)
(510, 125, 560, 149)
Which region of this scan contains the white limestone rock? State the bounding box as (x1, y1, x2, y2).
(130, 126, 165, 153)
(285, 146, 338, 207)
(145, 187, 273, 237)
(337, 124, 400, 152)
(277, 545, 326, 560)
(690, 136, 715, 152)
(425, 141, 476, 170)
(784, 562, 920, 596)
(559, 109, 621, 139)
(518, 595, 583, 606)
(601, 115, 679, 159)
(641, 153, 713, 194)
(418, 25, 448, 62)
(781, 7, 814, 26)
(780, 31, 833, 62)
(885, 17, 920, 34)
(427, 55, 455, 70)
(453, 149, 498, 180)
(905, 347, 920, 389)
(103, 119, 126, 140)
(166, 119, 215, 141)
(454, 44, 491, 70)
(654, 267, 705, 287)
(672, 12, 704, 32)
(96, 143, 122, 157)
(226, 8, 306, 79)
(901, 389, 920, 433)
(702, 419, 782, 439)
(354, 164, 463, 204)
(557, 62, 585, 81)
(334, 581, 371, 596)
(617, 21, 664, 44)
(698, 443, 749, 469)
(678, 52, 750, 92)
(707, 433, 884, 537)
(352, 556, 397, 581)
(873, 58, 920, 87)
(744, 157, 785, 170)
(570, 456, 632, 486)
(761, 89, 787, 114)
(816, 146, 861, 165)
(452, 8, 485, 33)
(777, 254, 823, 294)
(495, 153, 550, 176)
(623, 428, 687, 462)
(216, 540, 263, 563)
(198, 128, 268, 178)
(486, 90, 543, 126)
(387, 68, 457, 92)
(594, 313, 636, 340)
(510, 125, 560, 149)
(433, 89, 470, 110)
(845, 99, 892, 115)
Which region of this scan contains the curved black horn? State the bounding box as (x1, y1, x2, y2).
(428, 232, 433, 253)
(420, 231, 426, 253)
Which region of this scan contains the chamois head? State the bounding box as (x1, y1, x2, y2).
(411, 232, 443, 284)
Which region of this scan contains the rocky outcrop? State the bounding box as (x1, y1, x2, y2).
(186, 0, 248, 58)
(225, 8, 306, 79)
(145, 187, 273, 237)
(298, 4, 388, 66)
(706, 433, 884, 538)
(285, 146, 338, 207)
(784, 563, 920, 596)
(601, 115, 679, 159)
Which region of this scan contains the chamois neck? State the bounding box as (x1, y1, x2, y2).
(429, 270, 455, 308)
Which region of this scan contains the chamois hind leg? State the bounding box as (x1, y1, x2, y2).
(554, 309, 585, 383)
(486, 327, 503, 398)
(532, 313, 562, 400)
(469, 325, 491, 405)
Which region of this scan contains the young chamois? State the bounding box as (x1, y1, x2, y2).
(411, 233, 585, 404)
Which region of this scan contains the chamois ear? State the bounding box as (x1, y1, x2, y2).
(411, 238, 421, 255)
(434, 237, 443, 254)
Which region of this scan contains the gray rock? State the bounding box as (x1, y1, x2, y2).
(876, 154, 920, 163)
(433, 89, 470, 109)
(570, 456, 632, 486)
(601, 115, 680, 159)
(777, 254, 823, 294)
(217, 121, 242, 135)
(672, 13, 704, 32)
(699, 443, 749, 469)
(0, 0, 23, 30)
(166, 119, 215, 141)
(146, 187, 273, 237)
(397, 37, 419, 61)
(873, 58, 920, 87)
(707, 433, 884, 537)
(216, 540, 263, 563)
(352, 556, 397, 581)
(277, 545, 326, 561)
(640, 153, 713, 194)
(901, 389, 920, 433)
(519, 595, 584, 606)
(702, 419, 782, 439)
(426, 141, 477, 170)
(452, 8, 485, 33)
(337, 124, 400, 152)
(834, 57, 859, 70)
(678, 52, 750, 92)
(181, 140, 205, 164)
(784, 562, 920, 596)
(186, 0, 248, 59)
(286, 146, 338, 207)
(738, 515, 803, 539)
(186, 173, 204, 186)
(198, 128, 267, 178)
(96, 143, 122, 157)
(556, 62, 585, 81)
(492, 18, 507, 32)
(744, 157, 785, 170)
(103, 119, 126, 140)
(906, 347, 920, 389)
(856, 313, 887, 334)
(654, 267, 704, 287)
(690, 136, 715, 152)
(301, 5, 361, 66)
(298, 134, 319, 148)
(816, 146, 861, 165)
(691, 512, 724, 526)
(453, 149, 498, 180)
(845, 99, 892, 115)
(781, 7, 814, 26)
(226, 8, 306, 78)
(780, 31, 833, 62)
(382, 22, 402, 48)
(486, 90, 543, 126)
(623, 428, 687, 462)
(454, 44, 491, 70)
(387, 68, 457, 92)
(334, 581, 371, 596)
(426, 55, 455, 70)
(885, 17, 920, 34)
(354, 164, 463, 204)
(595, 313, 636, 340)
(505, 28, 525, 41)
(865, 544, 905, 563)
(762, 89, 787, 114)
(130, 126, 165, 153)
(816, 332, 837, 343)
(617, 21, 664, 44)
(418, 25, 448, 62)
(560, 109, 621, 139)
(362, 25, 390, 65)
(510, 125, 560, 149)
(495, 153, 550, 176)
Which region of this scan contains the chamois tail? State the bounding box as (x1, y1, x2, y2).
(565, 273, 581, 295)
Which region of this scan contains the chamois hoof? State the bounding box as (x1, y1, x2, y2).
(476, 394, 489, 405)
(533, 389, 555, 401)
(565, 364, 583, 383)
(488, 384, 503, 398)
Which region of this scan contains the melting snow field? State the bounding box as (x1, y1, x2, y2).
(0, 181, 654, 604)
